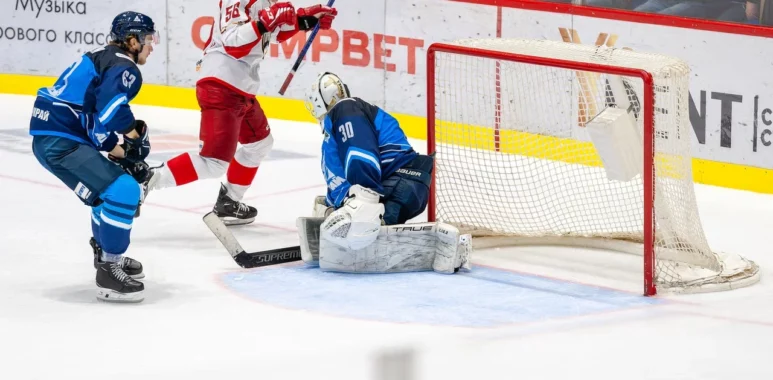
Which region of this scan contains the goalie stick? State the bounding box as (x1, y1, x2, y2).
(278, 0, 336, 95)
(202, 212, 302, 268)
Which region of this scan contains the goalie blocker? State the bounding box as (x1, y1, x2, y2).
(297, 217, 472, 274)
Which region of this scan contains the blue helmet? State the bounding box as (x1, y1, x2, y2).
(110, 11, 159, 46)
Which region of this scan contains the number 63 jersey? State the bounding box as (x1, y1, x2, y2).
(321, 97, 417, 208)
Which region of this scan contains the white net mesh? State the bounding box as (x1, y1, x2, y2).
(430, 38, 759, 294)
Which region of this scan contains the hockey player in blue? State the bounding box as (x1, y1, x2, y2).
(29, 11, 159, 303)
(305, 72, 433, 227)
(300, 72, 471, 274)
(303, 72, 432, 243)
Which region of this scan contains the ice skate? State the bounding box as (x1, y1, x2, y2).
(91, 238, 144, 279)
(96, 260, 144, 303)
(213, 184, 257, 226)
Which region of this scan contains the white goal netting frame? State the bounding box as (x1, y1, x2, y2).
(426, 39, 759, 295)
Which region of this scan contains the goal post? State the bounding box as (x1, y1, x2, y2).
(426, 39, 760, 296)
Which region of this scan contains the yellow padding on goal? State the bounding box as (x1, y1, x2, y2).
(435, 120, 603, 166)
(435, 120, 702, 182)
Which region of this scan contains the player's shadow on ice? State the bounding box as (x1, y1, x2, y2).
(43, 280, 179, 305)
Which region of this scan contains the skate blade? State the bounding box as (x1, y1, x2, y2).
(96, 288, 145, 303)
(221, 217, 255, 226)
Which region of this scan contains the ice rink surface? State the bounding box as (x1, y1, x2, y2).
(1, 94, 772, 379)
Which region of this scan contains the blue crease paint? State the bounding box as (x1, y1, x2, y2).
(220, 265, 664, 328)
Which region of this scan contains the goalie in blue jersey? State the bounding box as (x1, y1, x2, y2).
(300, 72, 471, 275)
(28, 12, 159, 303)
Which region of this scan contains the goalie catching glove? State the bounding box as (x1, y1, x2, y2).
(320, 185, 384, 251)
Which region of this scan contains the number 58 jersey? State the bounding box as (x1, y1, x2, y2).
(321, 98, 418, 208)
(197, 0, 277, 96)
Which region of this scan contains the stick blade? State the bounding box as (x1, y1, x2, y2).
(606, 34, 619, 47)
(595, 33, 608, 46)
(237, 246, 303, 269)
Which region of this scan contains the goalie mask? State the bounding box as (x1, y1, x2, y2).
(305, 72, 351, 123)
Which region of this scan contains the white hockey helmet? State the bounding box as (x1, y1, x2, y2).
(305, 72, 351, 121)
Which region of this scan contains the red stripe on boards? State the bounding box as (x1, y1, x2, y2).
(448, 0, 773, 38)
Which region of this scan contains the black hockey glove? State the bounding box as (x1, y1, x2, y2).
(296, 4, 336, 31)
(124, 160, 152, 184)
(122, 120, 150, 163)
(297, 15, 319, 31)
(108, 155, 152, 184)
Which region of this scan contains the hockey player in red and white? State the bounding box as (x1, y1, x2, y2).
(146, 0, 337, 225)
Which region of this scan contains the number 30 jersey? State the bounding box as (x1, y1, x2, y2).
(197, 0, 276, 96)
(321, 97, 417, 208)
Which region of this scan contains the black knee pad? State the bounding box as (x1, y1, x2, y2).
(381, 154, 434, 225)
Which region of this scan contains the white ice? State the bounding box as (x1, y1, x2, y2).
(0, 94, 771, 380)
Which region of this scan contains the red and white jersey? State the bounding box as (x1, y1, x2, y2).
(197, 0, 275, 96)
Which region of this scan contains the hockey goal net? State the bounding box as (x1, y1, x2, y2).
(427, 39, 760, 295)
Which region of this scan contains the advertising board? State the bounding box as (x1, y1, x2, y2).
(0, 0, 167, 84)
(2, 0, 773, 188)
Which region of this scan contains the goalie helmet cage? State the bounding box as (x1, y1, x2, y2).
(426, 39, 760, 296)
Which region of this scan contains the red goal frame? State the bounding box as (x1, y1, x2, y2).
(426, 42, 659, 296)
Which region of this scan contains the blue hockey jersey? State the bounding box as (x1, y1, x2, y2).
(29, 45, 143, 152)
(322, 97, 417, 208)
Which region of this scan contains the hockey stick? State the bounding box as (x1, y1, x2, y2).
(203, 212, 302, 268)
(277, 0, 336, 95)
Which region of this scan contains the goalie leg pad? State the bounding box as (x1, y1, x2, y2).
(318, 222, 473, 274)
(319, 223, 436, 273)
(297, 216, 325, 266)
(433, 232, 472, 274)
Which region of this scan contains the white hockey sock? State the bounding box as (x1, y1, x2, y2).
(224, 182, 249, 201)
(148, 164, 178, 191)
(102, 252, 122, 263)
(221, 136, 274, 201)
(151, 153, 230, 191)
